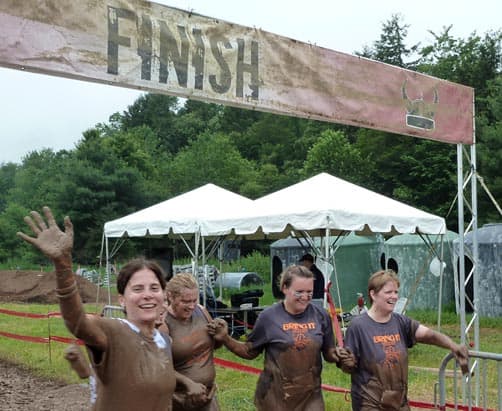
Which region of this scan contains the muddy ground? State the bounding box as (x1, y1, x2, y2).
(0, 270, 112, 410)
(0, 358, 90, 411)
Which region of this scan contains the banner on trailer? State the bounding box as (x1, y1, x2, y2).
(0, 0, 474, 144)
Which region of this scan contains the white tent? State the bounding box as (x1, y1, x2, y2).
(201, 173, 447, 312)
(103, 174, 446, 310)
(102, 183, 254, 304)
(202, 172, 446, 238)
(104, 183, 254, 238)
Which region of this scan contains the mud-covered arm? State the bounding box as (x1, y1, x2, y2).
(208, 318, 260, 360)
(175, 371, 207, 396)
(415, 324, 469, 374)
(17, 207, 107, 350)
(173, 371, 209, 408)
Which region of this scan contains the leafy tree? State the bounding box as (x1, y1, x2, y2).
(476, 75, 502, 224)
(356, 14, 420, 69)
(56, 160, 148, 262)
(117, 93, 181, 153)
(0, 203, 33, 264)
(355, 127, 459, 228)
(302, 130, 374, 186)
(165, 131, 262, 198)
(7, 149, 69, 212)
(418, 29, 502, 226)
(55, 128, 165, 261)
(232, 113, 308, 169)
(0, 162, 18, 212)
(171, 100, 223, 150)
(419, 29, 501, 100)
(219, 105, 264, 134)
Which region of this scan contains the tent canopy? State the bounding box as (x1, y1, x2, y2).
(105, 174, 446, 240)
(104, 183, 254, 238)
(202, 173, 446, 238)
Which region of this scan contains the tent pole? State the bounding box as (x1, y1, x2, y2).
(105, 234, 111, 305)
(324, 228, 329, 309)
(201, 234, 207, 307)
(437, 234, 444, 332)
(218, 241, 224, 299)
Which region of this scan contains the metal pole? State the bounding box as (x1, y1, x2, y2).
(471, 143, 481, 404)
(105, 235, 111, 305)
(457, 143, 466, 346)
(437, 234, 444, 332)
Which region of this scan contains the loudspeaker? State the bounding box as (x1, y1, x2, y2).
(146, 247, 173, 281)
(272, 255, 284, 299)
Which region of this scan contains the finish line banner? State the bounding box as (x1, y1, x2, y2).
(0, 1, 474, 144)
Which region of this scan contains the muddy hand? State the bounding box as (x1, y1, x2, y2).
(338, 347, 356, 373)
(17, 206, 73, 263)
(185, 381, 209, 408)
(207, 318, 229, 342)
(64, 344, 91, 379)
(453, 344, 469, 375)
(335, 347, 353, 359)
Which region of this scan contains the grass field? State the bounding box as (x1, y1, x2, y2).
(1, 302, 501, 410)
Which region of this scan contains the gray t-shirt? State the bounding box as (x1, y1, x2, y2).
(344, 312, 419, 411)
(246, 302, 335, 411)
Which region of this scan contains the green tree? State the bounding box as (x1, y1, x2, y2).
(419, 29, 501, 101)
(476, 75, 502, 224)
(165, 131, 262, 198)
(355, 128, 458, 222)
(0, 162, 18, 212)
(302, 130, 373, 186)
(418, 29, 502, 225)
(219, 105, 264, 134)
(54, 128, 163, 261)
(171, 100, 223, 151)
(7, 149, 69, 212)
(0, 203, 33, 264)
(232, 113, 308, 170)
(357, 14, 420, 68)
(118, 93, 181, 153)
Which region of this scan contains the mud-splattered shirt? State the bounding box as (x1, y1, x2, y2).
(344, 312, 419, 411)
(167, 305, 219, 411)
(247, 302, 335, 411)
(87, 318, 175, 411)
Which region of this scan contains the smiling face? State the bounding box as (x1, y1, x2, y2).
(370, 279, 399, 315)
(169, 287, 199, 321)
(118, 268, 165, 328)
(282, 276, 314, 315)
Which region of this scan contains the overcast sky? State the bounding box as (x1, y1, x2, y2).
(1, 0, 500, 164)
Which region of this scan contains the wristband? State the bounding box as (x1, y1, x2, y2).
(56, 281, 78, 299)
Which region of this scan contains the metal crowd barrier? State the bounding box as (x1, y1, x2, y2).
(436, 350, 502, 411)
(100, 305, 125, 319)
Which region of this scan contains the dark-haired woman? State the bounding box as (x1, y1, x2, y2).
(17, 207, 200, 411)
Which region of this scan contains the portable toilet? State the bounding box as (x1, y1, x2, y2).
(270, 233, 383, 310)
(453, 223, 502, 317)
(383, 231, 457, 311)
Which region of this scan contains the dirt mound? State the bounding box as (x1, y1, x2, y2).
(0, 270, 116, 304)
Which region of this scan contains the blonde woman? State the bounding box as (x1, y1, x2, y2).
(165, 273, 222, 411)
